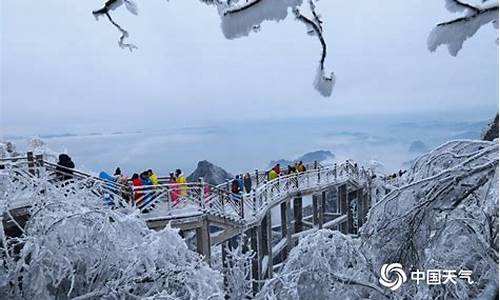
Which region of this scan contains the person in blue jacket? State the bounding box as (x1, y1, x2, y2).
(139, 171, 153, 208)
(99, 171, 117, 206)
(237, 175, 244, 192)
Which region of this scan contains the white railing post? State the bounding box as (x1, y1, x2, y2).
(252, 188, 257, 217)
(27, 152, 35, 175)
(317, 166, 321, 185)
(199, 177, 206, 211)
(166, 185, 172, 211)
(240, 191, 245, 219)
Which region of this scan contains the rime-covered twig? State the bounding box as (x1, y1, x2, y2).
(93, 0, 137, 51)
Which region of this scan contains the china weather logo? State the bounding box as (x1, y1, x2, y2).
(379, 263, 407, 291)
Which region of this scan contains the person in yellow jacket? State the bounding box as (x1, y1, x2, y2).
(296, 161, 306, 173)
(148, 169, 159, 185)
(268, 169, 278, 181)
(175, 169, 188, 197)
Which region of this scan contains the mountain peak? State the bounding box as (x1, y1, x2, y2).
(187, 160, 233, 185)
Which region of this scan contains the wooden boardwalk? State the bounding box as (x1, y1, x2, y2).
(1, 152, 374, 295)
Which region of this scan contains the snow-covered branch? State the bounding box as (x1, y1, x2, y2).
(428, 0, 499, 56)
(92, 0, 337, 97)
(293, 2, 335, 97)
(92, 0, 138, 51)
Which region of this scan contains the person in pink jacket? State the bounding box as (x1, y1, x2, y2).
(169, 173, 180, 206)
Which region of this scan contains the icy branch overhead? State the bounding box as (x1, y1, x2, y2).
(93, 0, 335, 97)
(92, 0, 138, 51)
(428, 0, 499, 56)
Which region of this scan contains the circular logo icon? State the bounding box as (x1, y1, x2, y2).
(379, 263, 407, 291)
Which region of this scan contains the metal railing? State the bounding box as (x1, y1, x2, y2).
(1, 153, 371, 223)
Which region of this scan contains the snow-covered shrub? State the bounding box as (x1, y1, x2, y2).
(222, 236, 254, 300)
(26, 138, 58, 162)
(0, 169, 223, 299)
(0, 141, 20, 159)
(258, 230, 386, 300)
(361, 139, 498, 299)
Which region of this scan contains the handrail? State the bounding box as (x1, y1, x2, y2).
(127, 161, 369, 222)
(2, 153, 371, 224)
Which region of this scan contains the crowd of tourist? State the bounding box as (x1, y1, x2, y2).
(54, 154, 369, 210)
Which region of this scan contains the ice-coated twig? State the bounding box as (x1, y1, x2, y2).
(93, 0, 137, 51)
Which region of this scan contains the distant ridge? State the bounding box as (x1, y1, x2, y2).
(269, 150, 334, 168)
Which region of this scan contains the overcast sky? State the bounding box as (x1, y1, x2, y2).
(1, 0, 498, 136)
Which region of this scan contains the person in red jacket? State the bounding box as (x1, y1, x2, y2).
(131, 173, 144, 205)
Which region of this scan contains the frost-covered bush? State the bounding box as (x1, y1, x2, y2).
(0, 170, 223, 299)
(222, 236, 254, 300)
(0, 141, 20, 159)
(26, 138, 58, 162)
(258, 230, 386, 300)
(362, 139, 498, 299)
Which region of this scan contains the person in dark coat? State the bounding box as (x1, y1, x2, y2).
(243, 173, 252, 194)
(56, 154, 75, 181)
(231, 176, 241, 194)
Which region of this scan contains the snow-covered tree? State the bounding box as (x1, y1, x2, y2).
(362, 139, 498, 298)
(0, 167, 223, 299)
(259, 139, 498, 299)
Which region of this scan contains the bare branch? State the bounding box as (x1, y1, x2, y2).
(293, 8, 327, 71)
(308, 0, 323, 32)
(104, 12, 137, 51)
(447, 0, 481, 13)
(437, 4, 498, 26)
(93, 0, 137, 51)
